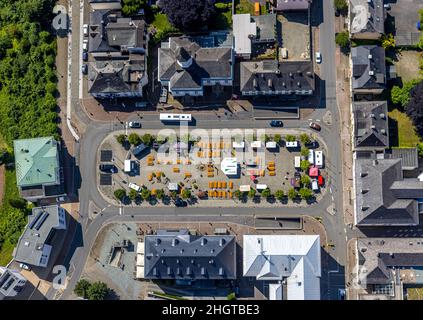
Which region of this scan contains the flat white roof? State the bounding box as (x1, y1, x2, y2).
(239, 185, 251, 192)
(232, 141, 245, 149)
(136, 253, 144, 267)
(137, 242, 144, 254)
(266, 141, 277, 149)
(167, 183, 179, 191)
(256, 184, 267, 190)
(221, 158, 238, 175)
(233, 14, 256, 55)
(269, 283, 283, 300)
(251, 141, 262, 148)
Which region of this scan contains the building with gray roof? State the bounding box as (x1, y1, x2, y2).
(0, 267, 26, 300)
(353, 101, 389, 151)
(158, 35, 234, 97)
(89, 0, 121, 10)
(144, 230, 236, 280)
(357, 238, 423, 300)
(350, 0, 384, 39)
(240, 60, 315, 96)
(352, 45, 386, 94)
(88, 10, 148, 98)
(354, 158, 423, 226)
(390, 148, 419, 171)
(13, 205, 67, 268)
(274, 0, 312, 11)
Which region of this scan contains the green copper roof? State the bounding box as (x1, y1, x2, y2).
(13, 137, 60, 187)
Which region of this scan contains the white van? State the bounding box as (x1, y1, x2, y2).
(124, 160, 134, 173)
(294, 156, 301, 169)
(315, 151, 323, 167)
(311, 180, 319, 191)
(128, 182, 141, 192)
(286, 141, 298, 148)
(308, 150, 315, 165)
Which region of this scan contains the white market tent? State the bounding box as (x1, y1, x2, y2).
(221, 158, 238, 176)
(266, 141, 277, 149)
(232, 141, 245, 149)
(167, 183, 179, 191)
(251, 141, 262, 149)
(239, 185, 251, 192)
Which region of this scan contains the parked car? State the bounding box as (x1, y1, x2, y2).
(338, 289, 346, 300)
(56, 196, 66, 202)
(82, 51, 88, 62)
(175, 198, 187, 207)
(19, 263, 31, 271)
(128, 121, 141, 128)
(305, 141, 319, 149)
(128, 182, 142, 192)
(82, 39, 88, 52)
(309, 122, 321, 131)
(270, 120, 283, 127)
(83, 24, 88, 37)
(159, 87, 168, 104)
(383, 4, 391, 10)
(315, 52, 322, 64)
(99, 163, 117, 173)
(81, 64, 88, 74)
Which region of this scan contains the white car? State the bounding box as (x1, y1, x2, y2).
(315, 52, 322, 64)
(19, 263, 31, 271)
(82, 39, 88, 52)
(128, 182, 141, 192)
(83, 24, 88, 37)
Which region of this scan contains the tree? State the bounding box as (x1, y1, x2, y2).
(248, 188, 256, 199)
(300, 147, 310, 158)
(335, 31, 350, 49)
(381, 33, 395, 49)
(170, 191, 178, 199)
(74, 279, 91, 299)
(141, 133, 153, 146)
(234, 190, 242, 200)
(116, 134, 127, 145)
(299, 188, 313, 200)
(161, 0, 216, 31)
(300, 160, 310, 172)
(300, 133, 311, 145)
(274, 134, 282, 144)
(128, 133, 141, 146)
(391, 79, 420, 108)
(405, 81, 423, 137)
(141, 188, 151, 201)
(156, 189, 165, 200)
(129, 189, 138, 201)
(8, 198, 27, 209)
(86, 281, 108, 300)
(285, 134, 296, 142)
(301, 175, 311, 187)
(334, 0, 348, 14)
(122, 0, 147, 16)
(114, 189, 126, 202)
(275, 190, 285, 200)
(261, 188, 271, 198)
(288, 188, 297, 200)
(181, 189, 192, 199)
(227, 292, 236, 300)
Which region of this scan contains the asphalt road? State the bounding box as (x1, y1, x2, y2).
(54, 0, 347, 300)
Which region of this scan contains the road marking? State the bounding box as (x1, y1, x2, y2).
(316, 119, 321, 122)
(345, 236, 348, 241)
(125, 122, 128, 135)
(119, 207, 123, 215)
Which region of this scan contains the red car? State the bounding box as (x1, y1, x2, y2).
(309, 122, 321, 131)
(318, 175, 324, 186)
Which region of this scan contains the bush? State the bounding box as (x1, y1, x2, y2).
(114, 189, 126, 201)
(381, 33, 395, 49)
(335, 31, 350, 49)
(299, 188, 313, 200)
(141, 188, 151, 201)
(8, 198, 27, 209)
(86, 281, 109, 300)
(300, 133, 311, 144)
(285, 134, 296, 142)
(181, 189, 192, 199)
(116, 134, 127, 145)
(156, 189, 165, 200)
(248, 189, 256, 199)
(334, 0, 348, 14)
(301, 175, 311, 187)
(261, 188, 271, 198)
(274, 134, 282, 144)
(74, 279, 91, 299)
(141, 133, 153, 146)
(129, 189, 138, 201)
(227, 292, 236, 300)
(128, 133, 141, 146)
(275, 190, 285, 200)
(300, 147, 310, 158)
(288, 188, 297, 200)
(122, 0, 147, 16)
(300, 160, 310, 172)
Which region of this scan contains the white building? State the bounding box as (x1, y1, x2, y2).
(0, 267, 26, 299)
(243, 235, 321, 300)
(221, 158, 239, 176)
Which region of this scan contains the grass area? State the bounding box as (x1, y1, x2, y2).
(394, 50, 423, 83)
(407, 287, 423, 300)
(150, 13, 179, 44)
(0, 169, 29, 266)
(152, 291, 187, 300)
(388, 108, 423, 147)
(236, 0, 254, 14)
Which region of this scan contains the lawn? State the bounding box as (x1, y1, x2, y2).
(235, 0, 267, 15)
(150, 13, 178, 44)
(389, 108, 422, 147)
(394, 50, 423, 83)
(407, 287, 423, 300)
(0, 169, 29, 266)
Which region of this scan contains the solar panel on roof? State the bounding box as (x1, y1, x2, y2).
(100, 174, 112, 185)
(29, 210, 44, 229)
(35, 212, 50, 231)
(100, 150, 113, 162)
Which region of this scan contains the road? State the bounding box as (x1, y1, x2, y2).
(52, 0, 348, 300)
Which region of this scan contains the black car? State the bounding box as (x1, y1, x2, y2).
(82, 52, 88, 62)
(81, 64, 88, 75)
(305, 141, 319, 149)
(99, 164, 117, 173)
(270, 120, 283, 127)
(174, 198, 187, 207)
(128, 121, 141, 128)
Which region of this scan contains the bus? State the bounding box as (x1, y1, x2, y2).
(159, 113, 192, 122)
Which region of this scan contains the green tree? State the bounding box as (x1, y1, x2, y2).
(300, 147, 310, 158)
(129, 189, 138, 201)
(122, 0, 147, 16)
(300, 160, 310, 172)
(261, 188, 271, 198)
(156, 189, 165, 200)
(275, 189, 285, 200)
(391, 80, 420, 108)
(227, 292, 236, 300)
(141, 133, 154, 146)
(381, 33, 396, 49)
(301, 175, 311, 187)
(334, 0, 348, 14)
(288, 188, 298, 200)
(116, 134, 127, 145)
(248, 188, 256, 199)
(335, 31, 350, 49)
(114, 189, 126, 202)
(285, 135, 296, 142)
(74, 279, 91, 299)
(299, 188, 313, 200)
(128, 133, 141, 146)
(300, 133, 311, 145)
(87, 281, 108, 300)
(170, 191, 178, 199)
(181, 189, 192, 199)
(234, 190, 242, 200)
(141, 188, 151, 201)
(274, 134, 282, 144)
(8, 198, 27, 209)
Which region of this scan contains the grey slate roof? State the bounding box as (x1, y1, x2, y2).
(390, 148, 419, 171)
(240, 60, 315, 95)
(159, 36, 233, 91)
(252, 14, 277, 42)
(275, 0, 312, 11)
(144, 231, 236, 280)
(357, 238, 423, 285)
(13, 205, 65, 266)
(355, 159, 423, 226)
(352, 46, 386, 92)
(353, 101, 389, 150)
(350, 0, 384, 36)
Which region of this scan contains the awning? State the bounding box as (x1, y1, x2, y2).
(240, 185, 251, 192)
